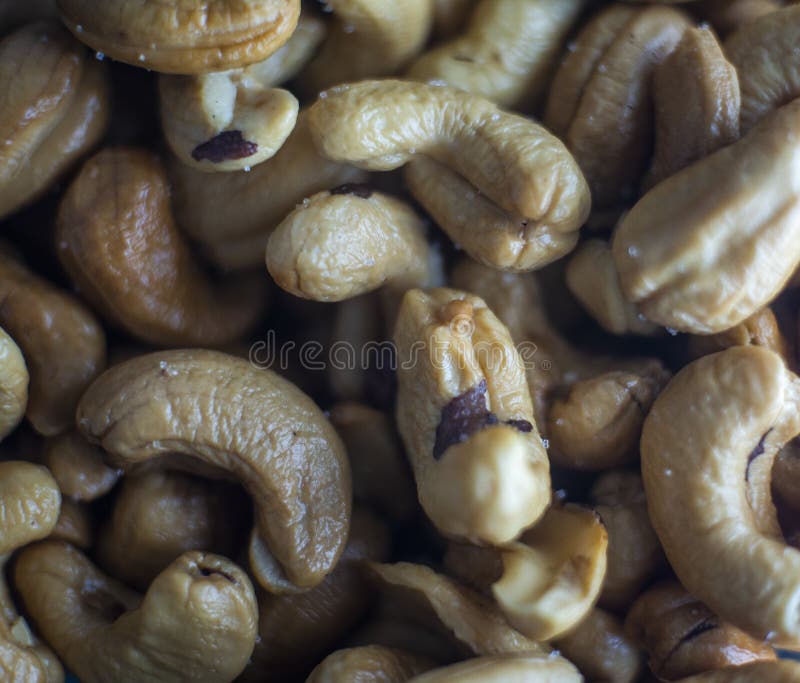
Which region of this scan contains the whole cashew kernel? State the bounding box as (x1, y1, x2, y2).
(41, 431, 121, 502)
(76, 349, 351, 591)
(15, 541, 257, 683)
(394, 288, 550, 545)
(308, 80, 591, 249)
(612, 98, 800, 334)
(407, 0, 585, 109)
(674, 661, 800, 682)
(306, 646, 434, 683)
(406, 652, 582, 683)
(641, 346, 800, 640)
(0, 327, 27, 441)
(57, 0, 300, 74)
(0, 460, 60, 556)
(57, 147, 267, 347)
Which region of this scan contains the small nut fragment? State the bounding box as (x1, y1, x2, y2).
(0, 327, 27, 441)
(673, 661, 800, 682)
(0, 461, 60, 556)
(406, 652, 582, 683)
(306, 646, 434, 683)
(15, 541, 258, 683)
(58, 0, 300, 74)
(394, 288, 550, 545)
(41, 431, 120, 502)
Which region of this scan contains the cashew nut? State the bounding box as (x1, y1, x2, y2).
(0, 22, 109, 220)
(408, 0, 585, 109)
(15, 540, 257, 683)
(406, 652, 582, 683)
(432, 0, 475, 38)
(306, 646, 434, 683)
(641, 346, 800, 640)
(673, 661, 800, 682)
(76, 349, 351, 591)
(612, 98, 800, 334)
(0, 327, 27, 442)
(394, 288, 550, 545)
(41, 431, 121, 502)
(774, 441, 800, 511)
(696, 0, 782, 36)
(58, 0, 300, 74)
(57, 147, 267, 347)
(50, 499, 92, 550)
(686, 307, 787, 362)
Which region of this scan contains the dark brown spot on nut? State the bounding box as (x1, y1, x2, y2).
(330, 183, 373, 199)
(745, 430, 770, 482)
(191, 130, 258, 163)
(198, 565, 235, 582)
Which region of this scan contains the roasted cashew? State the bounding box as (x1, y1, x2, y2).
(625, 580, 775, 681)
(15, 541, 257, 683)
(696, 0, 782, 37)
(612, 98, 800, 334)
(432, 0, 475, 38)
(641, 346, 800, 640)
(57, 147, 267, 347)
(0, 327, 27, 441)
(299, 0, 433, 95)
(266, 186, 435, 302)
(306, 646, 434, 683)
(308, 80, 590, 252)
(77, 349, 351, 592)
(0, 22, 109, 220)
(41, 431, 121, 502)
(590, 470, 664, 610)
(58, 0, 300, 74)
(348, 615, 457, 665)
(673, 661, 800, 682)
(169, 111, 367, 270)
(774, 441, 800, 510)
(406, 652, 582, 683)
(544, 4, 691, 209)
(686, 307, 787, 362)
(645, 26, 740, 189)
(0, 248, 106, 436)
(394, 288, 550, 545)
(50, 499, 92, 549)
(407, 0, 585, 109)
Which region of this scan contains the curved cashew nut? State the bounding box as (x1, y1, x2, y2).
(15, 540, 257, 683)
(0, 22, 109, 220)
(266, 186, 435, 302)
(308, 80, 590, 243)
(41, 431, 121, 502)
(673, 661, 800, 682)
(58, 0, 300, 74)
(394, 288, 550, 545)
(641, 346, 800, 641)
(612, 98, 800, 334)
(77, 349, 351, 591)
(408, 0, 585, 109)
(407, 652, 582, 683)
(306, 646, 434, 683)
(299, 0, 433, 95)
(0, 327, 27, 441)
(57, 147, 267, 347)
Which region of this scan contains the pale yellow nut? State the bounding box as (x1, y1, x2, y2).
(673, 661, 800, 682)
(407, 652, 582, 683)
(266, 187, 433, 301)
(408, 0, 585, 109)
(0, 327, 27, 441)
(641, 346, 800, 641)
(394, 288, 550, 545)
(493, 504, 608, 641)
(308, 80, 590, 233)
(306, 646, 434, 683)
(612, 98, 800, 334)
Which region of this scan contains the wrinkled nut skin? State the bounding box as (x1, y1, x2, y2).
(42, 431, 120, 502)
(406, 652, 583, 683)
(613, 98, 800, 335)
(266, 188, 432, 302)
(77, 349, 351, 591)
(544, 5, 691, 208)
(687, 307, 787, 362)
(0, 461, 60, 555)
(306, 646, 434, 683)
(641, 346, 800, 641)
(50, 499, 92, 549)
(394, 288, 550, 545)
(15, 541, 257, 683)
(308, 80, 590, 240)
(0, 22, 110, 220)
(625, 581, 776, 681)
(96, 470, 246, 591)
(554, 608, 643, 683)
(674, 661, 800, 682)
(407, 0, 585, 109)
(57, 147, 266, 347)
(58, 0, 300, 74)
(646, 26, 740, 190)
(0, 327, 28, 441)
(590, 470, 664, 611)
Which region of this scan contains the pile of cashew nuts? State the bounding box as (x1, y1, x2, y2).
(2, 0, 800, 681)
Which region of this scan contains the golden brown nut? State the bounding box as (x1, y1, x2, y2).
(394, 288, 550, 545)
(0, 461, 60, 555)
(77, 349, 351, 592)
(641, 346, 800, 641)
(590, 470, 664, 610)
(15, 541, 257, 683)
(626, 581, 776, 681)
(0, 22, 109, 219)
(307, 646, 434, 683)
(774, 440, 800, 510)
(408, 0, 585, 109)
(673, 661, 800, 682)
(696, 0, 782, 37)
(645, 26, 739, 189)
(687, 307, 787, 362)
(96, 470, 246, 591)
(407, 652, 582, 682)
(0, 327, 27, 441)
(58, 0, 300, 74)
(41, 431, 120, 502)
(49, 499, 91, 549)
(57, 147, 266, 347)
(544, 4, 691, 208)
(612, 99, 800, 334)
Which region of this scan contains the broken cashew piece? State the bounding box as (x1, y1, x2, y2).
(77, 349, 351, 592)
(0, 327, 27, 441)
(394, 288, 550, 545)
(15, 541, 257, 683)
(407, 652, 582, 683)
(306, 646, 434, 683)
(641, 346, 800, 641)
